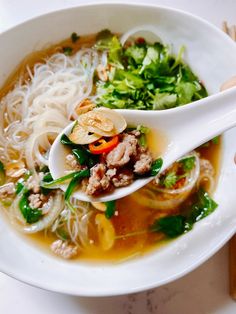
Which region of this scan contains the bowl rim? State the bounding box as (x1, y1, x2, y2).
(0, 1, 236, 297)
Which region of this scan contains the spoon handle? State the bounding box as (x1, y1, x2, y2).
(162, 87, 236, 168)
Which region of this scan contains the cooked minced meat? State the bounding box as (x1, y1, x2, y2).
(106, 133, 138, 168)
(51, 239, 78, 259)
(134, 150, 153, 175)
(0, 182, 15, 198)
(86, 163, 112, 195)
(84, 132, 154, 195)
(112, 169, 134, 187)
(66, 154, 81, 170)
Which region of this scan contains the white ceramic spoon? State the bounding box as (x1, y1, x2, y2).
(49, 86, 236, 202)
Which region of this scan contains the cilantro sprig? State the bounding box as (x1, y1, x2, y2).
(94, 32, 207, 110)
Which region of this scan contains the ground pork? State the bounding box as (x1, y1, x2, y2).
(112, 169, 134, 187)
(65, 154, 82, 170)
(106, 134, 138, 168)
(86, 163, 112, 195)
(51, 239, 78, 259)
(0, 182, 15, 198)
(134, 150, 153, 175)
(28, 193, 42, 209)
(28, 193, 50, 211)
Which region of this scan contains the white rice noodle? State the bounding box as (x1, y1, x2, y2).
(132, 152, 200, 210)
(52, 199, 92, 247)
(0, 49, 105, 169)
(9, 191, 63, 233)
(120, 25, 162, 46)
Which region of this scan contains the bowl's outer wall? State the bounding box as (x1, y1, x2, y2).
(0, 3, 236, 296)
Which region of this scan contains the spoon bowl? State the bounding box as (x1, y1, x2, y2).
(49, 86, 236, 202)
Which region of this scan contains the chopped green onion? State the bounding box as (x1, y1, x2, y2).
(41, 169, 89, 189)
(65, 171, 87, 201)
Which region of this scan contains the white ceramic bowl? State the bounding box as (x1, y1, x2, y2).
(0, 3, 236, 297)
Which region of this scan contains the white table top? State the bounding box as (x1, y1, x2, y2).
(0, 0, 236, 313)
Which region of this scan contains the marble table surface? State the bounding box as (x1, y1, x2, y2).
(0, 0, 236, 313)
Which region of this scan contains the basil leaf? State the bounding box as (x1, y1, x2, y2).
(72, 148, 88, 165)
(72, 148, 99, 168)
(105, 201, 116, 219)
(188, 188, 218, 224)
(19, 192, 42, 224)
(150, 158, 163, 176)
(15, 182, 25, 195)
(150, 189, 217, 238)
(60, 134, 77, 147)
(150, 215, 186, 238)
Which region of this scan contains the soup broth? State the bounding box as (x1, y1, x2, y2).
(0, 31, 221, 262)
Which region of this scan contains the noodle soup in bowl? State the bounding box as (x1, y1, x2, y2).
(0, 3, 236, 296)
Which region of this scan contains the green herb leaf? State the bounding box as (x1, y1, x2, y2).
(150, 189, 217, 238)
(0, 161, 5, 185)
(96, 35, 122, 66)
(124, 45, 146, 64)
(42, 172, 53, 183)
(15, 181, 25, 195)
(95, 37, 207, 111)
(152, 92, 177, 110)
(160, 171, 178, 188)
(96, 29, 113, 42)
(105, 200, 116, 219)
(150, 215, 186, 238)
(40, 165, 49, 173)
(72, 148, 98, 168)
(62, 46, 73, 56)
(72, 148, 89, 165)
(19, 192, 42, 224)
(188, 188, 218, 224)
(212, 136, 219, 145)
(137, 125, 150, 134)
(65, 173, 81, 201)
(71, 32, 80, 43)
(40, 172, 54, 195)
(179, 156, 196, 171)
(41, 169, 89, 189)
(60, 134, 76, 147)
(151, 158, 163, 176)
(57, 228, 69, 240)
